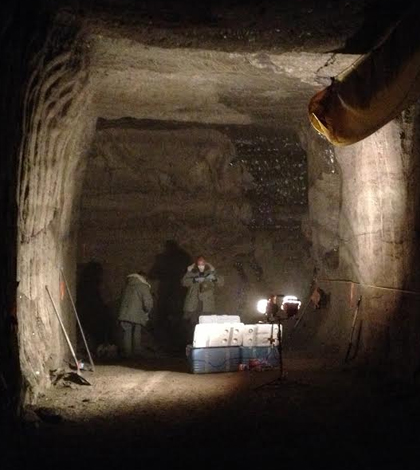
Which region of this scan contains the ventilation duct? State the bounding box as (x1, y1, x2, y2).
(308, 4, 420, 146)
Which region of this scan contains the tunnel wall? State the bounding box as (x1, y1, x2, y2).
(297, 111, 420, 379)
(16, 12, 95, 403)
(0, 0, 61, 421)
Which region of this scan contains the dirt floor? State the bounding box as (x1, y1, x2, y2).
(5, 351, 420, 469)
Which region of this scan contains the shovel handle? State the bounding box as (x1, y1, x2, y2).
(345, 295, 362, 363)
(46, 285, 80, 373)
(60, 268, 95, 372)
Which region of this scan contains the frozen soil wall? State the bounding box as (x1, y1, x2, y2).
(15, 12, 96, 402)
(294, 109, 420, 378)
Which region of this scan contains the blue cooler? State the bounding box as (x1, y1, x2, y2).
(186, 345, 241, 374)
(240, 346, 280, 370)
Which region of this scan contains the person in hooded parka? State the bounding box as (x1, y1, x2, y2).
(118, 271, 153, 358)
(181, 256, 224, 342)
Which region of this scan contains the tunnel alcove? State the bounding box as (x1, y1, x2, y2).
(77, 118, 312, 356)
(2, 1, 420, 468)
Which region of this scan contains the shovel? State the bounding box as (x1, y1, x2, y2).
(60, 268, 95, 372)
(46, 285, 91, 386)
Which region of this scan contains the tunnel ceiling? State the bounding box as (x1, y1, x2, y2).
(88, 35, 357, 128)
(85, 0, 389, 54)
(78, 0, 415, 129)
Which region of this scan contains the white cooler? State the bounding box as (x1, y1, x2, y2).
(242, 324, 281, 347)
(193, 323, 244, 348)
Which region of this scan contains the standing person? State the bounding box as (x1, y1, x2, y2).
(118, 271, 153, 358)
(182, 256, 223, 342)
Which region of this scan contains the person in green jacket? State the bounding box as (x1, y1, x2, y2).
(118, 272, 153, 358)
(181, 256, 224, 342)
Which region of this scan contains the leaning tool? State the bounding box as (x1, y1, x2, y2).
(60, 268, 95, 372)
(344, 295, 362, 363)
(290, 298, 312, 333)
(45, 285, 91, 385)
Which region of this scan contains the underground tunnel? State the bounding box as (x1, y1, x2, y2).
(2, 0, 420, 468)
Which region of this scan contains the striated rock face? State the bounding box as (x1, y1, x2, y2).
(295, 108, 420, 377)
(16, 12, 96, 402)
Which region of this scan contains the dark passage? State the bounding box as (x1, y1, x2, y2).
(76, 261, 113, 351)
(148, 240, 192, 352)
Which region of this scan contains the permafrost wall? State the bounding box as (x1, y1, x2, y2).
(296, 109, 420, 378)
(16, 12, 95, 402)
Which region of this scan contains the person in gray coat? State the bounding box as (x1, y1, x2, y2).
(118, 271, 153, 358)
(182, 256, 224, 342)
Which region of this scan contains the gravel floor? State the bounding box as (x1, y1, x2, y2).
(5, 352, 420, 469)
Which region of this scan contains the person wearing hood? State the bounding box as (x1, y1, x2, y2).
(118, 271, 153, 358)
(181, 256, 224, 341)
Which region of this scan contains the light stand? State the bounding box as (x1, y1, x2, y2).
(256, 295, 301, 388)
